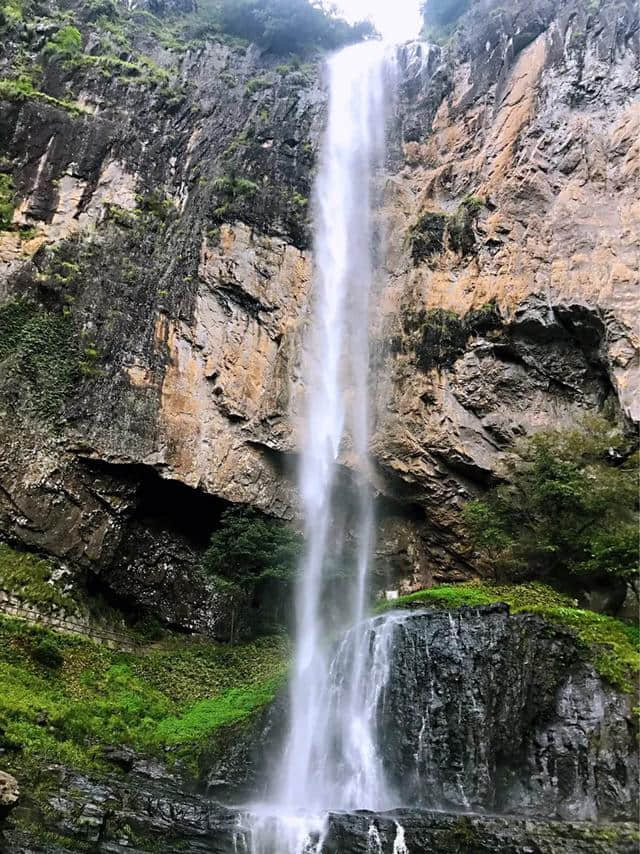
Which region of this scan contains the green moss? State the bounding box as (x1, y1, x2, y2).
(0, 75, 87, 116)
(0, 172, 15, 230)
(397, 301, 501, 371)
(447, 196, 483, 255)
(403, 307, 468, 371)
(0, 616, 289, 779)
(0, 542, 77, 612)
(408, 211, 447, 263)
(442, 815, 480, 851)
(3, 309, 79, 418)
(0, 297, 91, 421)
(409, 197, 484, 265)
(377, 581, 639, 692)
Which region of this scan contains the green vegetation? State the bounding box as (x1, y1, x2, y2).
(31, 638, 64, 669)
(463, 417, 638, 587)
(0, 616, 289, 776)
(0, 75, 86, 116)
(0, 298, 86, 421)
(245, 75, 272, 94)
(408, 211, 447, 263)
(44, 25, 83, 58)
(0, 172, 14, 230)
(447, 195, 483, 255)
(0, 0, 23, 27)
(218, 0, 375, 54)
(377, 581, 639, 692)
(397, 302, 501, 372)
(202, 509, 303, 631)
(408, 197, 484, 265)
(136, 190, 177, 220)
(156, 676, 282, 746)
(212, 174, 260, 219)
(0, 542, 77, 612)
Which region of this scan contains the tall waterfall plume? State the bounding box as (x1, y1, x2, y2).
(249, 40, 398, 854)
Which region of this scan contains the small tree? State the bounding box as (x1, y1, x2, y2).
(202, 508, 303, 637)
(463, 416, 638, 592)
(219, 0, 374, 54)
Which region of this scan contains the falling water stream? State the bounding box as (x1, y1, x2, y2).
(249, 40, 403, 854)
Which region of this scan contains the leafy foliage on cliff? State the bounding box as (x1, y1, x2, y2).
(463, 417, 638, 587)
(219, 0, 375, 53)
(202, 508, 303, 626)
(376, 581, 639, 692)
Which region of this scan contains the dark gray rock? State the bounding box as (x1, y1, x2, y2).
(372, 606, 637, 821)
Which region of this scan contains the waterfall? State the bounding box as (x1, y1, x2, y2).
(279, 38, 392, 812)
(249, 40, 397, 853)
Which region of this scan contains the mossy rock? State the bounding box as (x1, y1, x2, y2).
(398, 300, 501, 371)
(377, 581, 639, 693)
(408, 196, 484, 265)
(408, 212, 447, 263)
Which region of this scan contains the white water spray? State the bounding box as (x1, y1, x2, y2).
(279, 39, 392, 811)
(249, 39, 402, 854)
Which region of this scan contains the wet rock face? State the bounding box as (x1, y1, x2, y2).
(320, 810, 639, 854)
(374, 606, 638, 821)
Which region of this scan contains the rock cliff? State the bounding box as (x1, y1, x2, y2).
(0, 0, 637, 620)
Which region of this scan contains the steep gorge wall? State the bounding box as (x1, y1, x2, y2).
(0, 0, 637, 628)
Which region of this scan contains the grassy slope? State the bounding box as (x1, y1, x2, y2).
(0, 616, 289, 778)
(377, 581, 639, 692)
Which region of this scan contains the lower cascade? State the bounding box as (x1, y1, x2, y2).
(240, 606, 637, 852)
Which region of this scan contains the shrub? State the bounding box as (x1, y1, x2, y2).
(0, 172, 14, 230)
(202, 508, 303, 605)
(31, 639, 63, 669)
(463, 416, 638, 589)
(219, 0, 375, 54)
(45, 25, 83, 58)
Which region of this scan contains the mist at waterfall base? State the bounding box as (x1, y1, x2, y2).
(245, 41, 406, 854)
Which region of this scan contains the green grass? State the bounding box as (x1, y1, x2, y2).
(0, 616, 289, 778)
(377, 581, 639, 692)
(0, 542, 78, 612)
(156, 676, 283, 745)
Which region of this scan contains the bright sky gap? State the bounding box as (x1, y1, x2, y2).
(334, 0, 423, 43)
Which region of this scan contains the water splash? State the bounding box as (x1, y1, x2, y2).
(393, 822, 409, 854)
